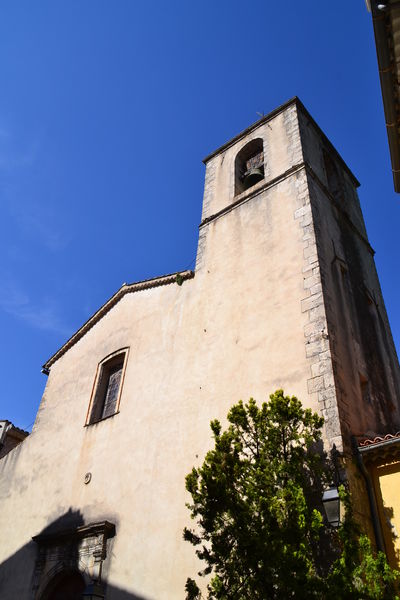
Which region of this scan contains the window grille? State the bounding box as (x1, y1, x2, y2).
(102, 362, 123, 419)
(87, 350, 128, 424)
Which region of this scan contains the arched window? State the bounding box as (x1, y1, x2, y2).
(87, 348, 129, 424)
(235, 138, 264, 195)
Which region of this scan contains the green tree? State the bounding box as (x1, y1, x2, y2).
(183, 390, 399, 599)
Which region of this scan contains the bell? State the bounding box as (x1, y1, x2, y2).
(243, 167, 264, 190)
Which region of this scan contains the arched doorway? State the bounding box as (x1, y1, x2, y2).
(41, 570, 86, 600)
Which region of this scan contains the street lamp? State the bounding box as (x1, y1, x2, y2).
(322, 485, 340, 528)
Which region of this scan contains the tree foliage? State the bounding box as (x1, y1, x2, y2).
(183, 390, 399, 599)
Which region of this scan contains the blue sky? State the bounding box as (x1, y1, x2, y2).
(0, 2, 399, 430)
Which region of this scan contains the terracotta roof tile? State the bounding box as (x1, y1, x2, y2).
(358, 431, 400, 448)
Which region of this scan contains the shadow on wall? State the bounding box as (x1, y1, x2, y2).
(382, 504, 400, 567)
(0, 508, 149, 600)
(109, 588, 148, 600)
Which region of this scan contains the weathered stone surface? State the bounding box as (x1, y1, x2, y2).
(308, 304, 327, 322)
(311, 360, 331, 377)
(301, 293, 323, 313)
(303, 274, 320, 289)
(304, 318, 326, 338)
(309, 283, 322, 295)
(305, 338, 330, 357)
(303, 244, 317, 260)
(307, 376, 325, 393)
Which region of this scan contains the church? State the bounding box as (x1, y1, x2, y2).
(1, 97, 400, 599)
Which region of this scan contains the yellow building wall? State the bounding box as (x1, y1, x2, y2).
(370, 457, 400, 568)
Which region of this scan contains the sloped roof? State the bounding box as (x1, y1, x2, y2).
(0, 420, 29, 441)
(358, 431, 400, 452)
(43, 270, 195, 370)
(202, 96, 360, 187)
(368, 0, 400, 192)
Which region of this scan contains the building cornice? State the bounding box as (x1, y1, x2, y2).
(202, 96, 360, 188)
(199, 162, 306, 228)
(304, 163, 375, 256)
(369, 0, 400, 192)
(199, 161, 374, 256)
(33, 520, 116, 545)
(43, 270, 194, 370)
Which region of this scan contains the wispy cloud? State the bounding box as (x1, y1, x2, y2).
(0, 127, 39, 171)
(0, 279, 72, 337)
(0, 124, 69, 252)
(8, 205, 69, 252)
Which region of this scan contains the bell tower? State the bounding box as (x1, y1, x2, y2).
(195, 96, 400, 455)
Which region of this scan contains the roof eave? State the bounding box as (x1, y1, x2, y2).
(371, 2, 400, 193)
(43, 270, 195, 370)
(359, 436, 400, 453)
(202, 96, 360, 188)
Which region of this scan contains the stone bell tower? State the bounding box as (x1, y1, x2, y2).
(195, 96, 400, 464)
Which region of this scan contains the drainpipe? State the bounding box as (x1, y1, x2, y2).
(352, 436, 386, 553)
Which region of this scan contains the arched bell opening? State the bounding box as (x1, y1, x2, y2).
(40, 569, 86, 600)
(235, 138, 265, 195)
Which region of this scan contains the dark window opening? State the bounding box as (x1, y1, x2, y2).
(88, 350, 127, 424)
(360, 375, 371, 405)
(235, 138, 264, 195)
(42, 570, 85, 600)
(323, 149, 343, 202)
